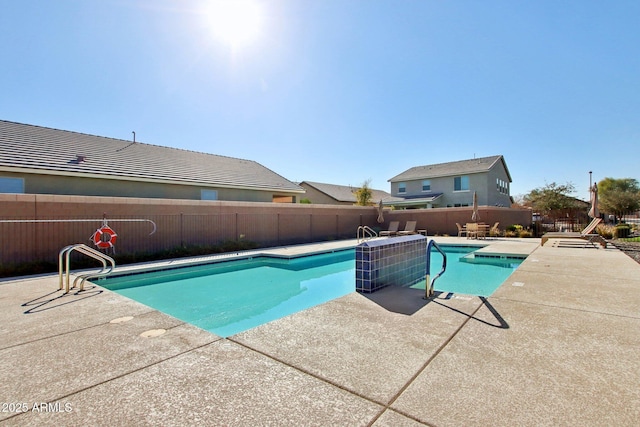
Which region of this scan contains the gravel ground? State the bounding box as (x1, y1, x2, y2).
(612, 241, 640, 265)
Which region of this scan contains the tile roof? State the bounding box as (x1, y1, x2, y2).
(383, 193, 443, 207)
(389, 155, 511, 183)
(300, 181, 396, 203)
(0, 120, 303, 193)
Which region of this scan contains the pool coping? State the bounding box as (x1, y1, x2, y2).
(92, 236, 539, 279)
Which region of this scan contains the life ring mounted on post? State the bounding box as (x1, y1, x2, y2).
(92, 224, 118, 249)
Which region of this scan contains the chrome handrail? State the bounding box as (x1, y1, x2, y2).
(357, 225, 378, 243)
(58, 244, 115, 293)
(425, 239, 447, 298)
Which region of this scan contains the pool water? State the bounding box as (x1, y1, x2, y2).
(101, 246, 522, 337)
(102, 251, 355, 337)
(417, 245, 523, 296)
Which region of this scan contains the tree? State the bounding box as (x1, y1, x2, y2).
(598, 177, 640, 222)
(510, 194, 527, 208)
(523, 182, 581, 219)
(353, 179, 373, 206)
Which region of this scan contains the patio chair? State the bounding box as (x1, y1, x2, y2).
(466, 222, 478, 239)
(541, 218, 606, 248)
(489, 222, 500, 236)
(475, 223, 488, 239)
(398, 220, 418, 236)
(456, 223, 467, 238)
(379, 221, 400, 237)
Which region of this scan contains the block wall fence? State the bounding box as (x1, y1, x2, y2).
(0, 194, 531, 266)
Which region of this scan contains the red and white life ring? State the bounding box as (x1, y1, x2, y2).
(92, 225, 118, 249)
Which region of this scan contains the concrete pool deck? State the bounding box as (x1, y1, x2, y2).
(1, 237, 639, 426)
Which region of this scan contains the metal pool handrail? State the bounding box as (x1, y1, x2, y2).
(425, 240, 447, 298)
(59, 244, 115, 293)
(357, 226, 378, 243)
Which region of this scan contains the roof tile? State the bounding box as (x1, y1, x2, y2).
(0, 120, 303, 192)
(388, 155, 511, 182)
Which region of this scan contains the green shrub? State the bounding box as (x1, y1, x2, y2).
(0, 260, 57, 278)
(518, 229, 533, 238)
(489, 228, 502, 237)
(615, 224, 631, 238)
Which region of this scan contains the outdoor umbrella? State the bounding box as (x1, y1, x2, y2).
(377, 199, 384, 223)
(588, 182, 599, 218)
(471, 191, 479, 222)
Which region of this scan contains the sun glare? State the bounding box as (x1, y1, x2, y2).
(204, 0, 263, 48)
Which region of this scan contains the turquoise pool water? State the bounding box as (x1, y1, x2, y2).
(418, 245, 523, 296)
(102, 251, 355, 338)
(101, 246, 522, 337)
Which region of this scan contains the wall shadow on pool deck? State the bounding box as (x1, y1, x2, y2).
(360, 285, 431, 315)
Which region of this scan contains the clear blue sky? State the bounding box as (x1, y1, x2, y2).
(2, 0, 638, 201)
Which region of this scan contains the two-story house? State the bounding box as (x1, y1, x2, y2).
(387, 155, 512, 209)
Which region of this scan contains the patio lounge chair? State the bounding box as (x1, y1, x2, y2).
(456, 223, 467, 238)
(397, 220, 417, 236)
(489, 222, 500, 236)
(379, 221, 400, 237)
(541, 218, 606, 248)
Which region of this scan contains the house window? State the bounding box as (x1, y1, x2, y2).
(496, 178, 508, 194)
(422, 180, 431, 192)
(398, 182, 406, 194)
(201, 189, 218, 200)
(0, 177, 24, 193)
(454, 176, 469, 191)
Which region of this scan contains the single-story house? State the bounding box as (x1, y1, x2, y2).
(0, 120, 304, 202)
(298, 181, 401, 205)
(387, 155, 513, 209)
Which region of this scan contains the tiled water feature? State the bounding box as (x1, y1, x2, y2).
(355, 234, 427, 293)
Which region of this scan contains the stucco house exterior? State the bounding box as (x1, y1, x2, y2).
(0, 120, 304, 202)
(298, 181, 398, 205)
(387, 155, 513, 209)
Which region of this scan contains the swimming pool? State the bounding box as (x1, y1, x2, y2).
(417, 245, 524, 296)
(100, 245, 523, 337)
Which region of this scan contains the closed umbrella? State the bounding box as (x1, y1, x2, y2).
(377, 199, 384, 223)
(471, 191, 479, 222)
(588, 182, 599, 218)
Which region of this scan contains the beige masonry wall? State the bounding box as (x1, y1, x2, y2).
(0, 194, 531, 266)
(0, 194, 377, 264)
(0, 171, 296, 202)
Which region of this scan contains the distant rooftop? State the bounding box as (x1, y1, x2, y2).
(389, 155, 512, 183)
(300, 181, 401, 204)
(0, 120, 303, 193)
